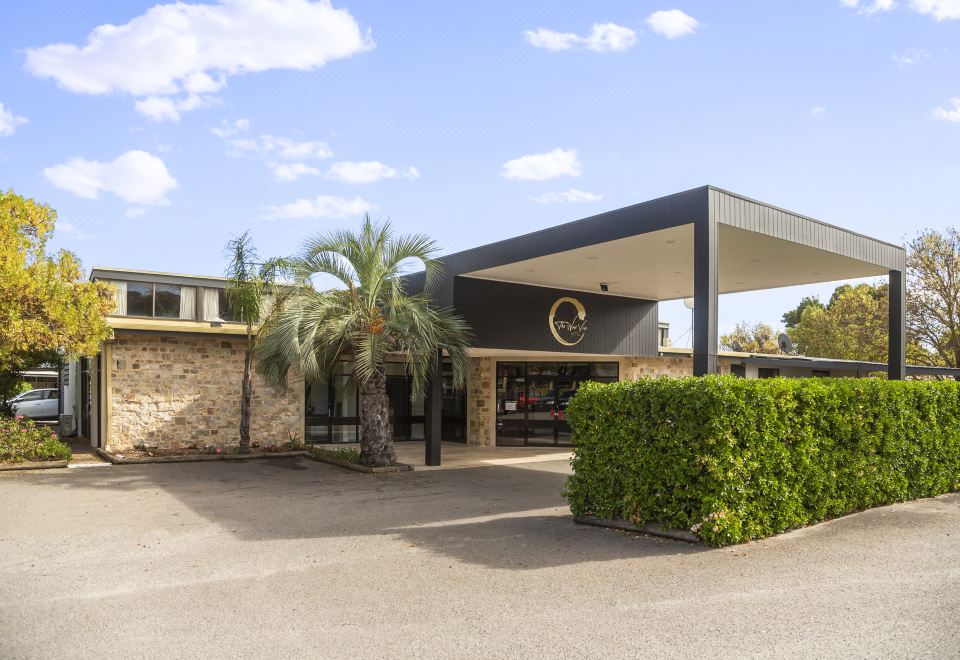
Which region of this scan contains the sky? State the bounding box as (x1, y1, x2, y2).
(2, 0, 960, 346)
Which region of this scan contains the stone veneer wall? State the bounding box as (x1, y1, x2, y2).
(466, 357, 496, 447)
(106, 331, 304, 452)
(620, 356, 733, 379)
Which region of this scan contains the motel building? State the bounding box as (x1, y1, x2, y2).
(60, 186, 946, 465)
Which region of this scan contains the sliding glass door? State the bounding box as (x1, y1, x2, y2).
(495, 362, 618, 447)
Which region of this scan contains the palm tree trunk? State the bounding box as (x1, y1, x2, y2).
(240, 348, 252, 453)
(359, 370, 396, 466)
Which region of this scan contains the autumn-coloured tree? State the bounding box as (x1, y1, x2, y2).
(906, 228, 960, 367)
(0, 190, 113, 394)
(720, 321, 781, 354)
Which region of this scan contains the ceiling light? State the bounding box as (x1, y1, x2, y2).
(586, 255, 599, 260)
(665, 239, 676, 244)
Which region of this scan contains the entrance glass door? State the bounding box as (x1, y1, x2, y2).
(496, 362, 619, 447)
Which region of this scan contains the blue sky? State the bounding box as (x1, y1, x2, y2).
(2, 0, 959, 344)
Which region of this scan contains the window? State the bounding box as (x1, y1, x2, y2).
(730, 364, 746, 378)
(46, 389, 59, 399)
(154, 285, 182, 318)
(126, 282, 153, 317)
(758, 367, 780, 378)
(217, 289, 240, 322)
(812, 370, 830, 378)
(18, 391, 43, 402)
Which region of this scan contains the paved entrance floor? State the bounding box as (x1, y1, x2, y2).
(321, 440, 572, 470)
(1, 458, 958, 658)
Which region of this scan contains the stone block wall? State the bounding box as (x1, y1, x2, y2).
(106, 331, 304, 452)
(466, 357, 495, 447)
(620, 355, 734, 379)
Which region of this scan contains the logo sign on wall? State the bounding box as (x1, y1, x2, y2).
(549, 296, 588, 346)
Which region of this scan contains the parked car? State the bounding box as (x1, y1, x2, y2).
(7, 388, 59, 420)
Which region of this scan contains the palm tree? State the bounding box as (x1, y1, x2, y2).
(256, 215, 472, 467)
(224, 232, 287, 453)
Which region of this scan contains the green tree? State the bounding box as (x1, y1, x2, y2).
(720, 321, 781, 354)
(781, 295, 823, 329)
(0, 190, 112, 408)
(223, 232, 287, 453)
(906, 228, 960, 367)
(256, 216, 472, 467)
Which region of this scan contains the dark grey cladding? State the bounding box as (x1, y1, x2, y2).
(453, 276, 658, 356)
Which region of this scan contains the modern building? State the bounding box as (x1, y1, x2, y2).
(69, 186, 937, 464)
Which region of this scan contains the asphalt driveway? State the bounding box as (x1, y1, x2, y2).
(1, 457, 958, 658)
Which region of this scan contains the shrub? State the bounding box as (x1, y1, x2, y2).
(309, 446, 361, 464)
(565, 376, 960, 546)
(0, 415, 72, 463)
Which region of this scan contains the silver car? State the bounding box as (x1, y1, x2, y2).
(9, 388, 59, 420)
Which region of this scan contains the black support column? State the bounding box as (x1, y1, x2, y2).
(888, 269, 906, 380)
(693, 215, 719, 376)
(425, 350, 442, 466)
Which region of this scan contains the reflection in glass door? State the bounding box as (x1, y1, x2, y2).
(495, 362, 618, 447)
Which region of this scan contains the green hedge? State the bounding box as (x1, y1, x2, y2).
(565, 376, 960, 546)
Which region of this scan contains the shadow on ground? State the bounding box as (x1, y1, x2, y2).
(7, 457, 706, 568)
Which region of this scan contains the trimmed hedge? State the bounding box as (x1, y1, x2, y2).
(565, 376, 960, 546)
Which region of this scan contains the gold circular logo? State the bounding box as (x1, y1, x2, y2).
(549, 297, 588, 346)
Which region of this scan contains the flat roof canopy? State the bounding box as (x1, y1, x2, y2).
(439, 186, 903, 302)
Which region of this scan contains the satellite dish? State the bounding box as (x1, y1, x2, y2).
(777, 333, 795, 354)
(682, 297, 695, 310)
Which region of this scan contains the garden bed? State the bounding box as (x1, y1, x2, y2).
(0, 416, 72, 469)
(307, 446, 413, 473)
(96, 447, 309, 465)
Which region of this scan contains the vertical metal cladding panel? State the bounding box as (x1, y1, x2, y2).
(452, 277, 659, 356)
(709, 188, 904, 270)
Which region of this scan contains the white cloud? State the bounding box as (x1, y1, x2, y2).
(125, 207, 147, 218)
(264, 194, 375, 220)
(225, 133, 334, 160)
(933, 99, 960, 122)
(43, 150, 178, 205)
(810, 106, 827, 115)
(270, 162, 323, 181)
(56, 221, 93, 239)
(326, 161, 420, 184)
(892, 48, 931, 66)
(24, 0, 374, 121)
(524, 28, 581, 51)
(502, 148, 581, 181)
(909, 0, 960, 20)
(524, 23, 637, 52)
(841, 0, 897, 15)
(211, 117, 250, 138)
(532, 188, 604, 204)
(0, 101, 27, 136)
(646, 10, 700, 38)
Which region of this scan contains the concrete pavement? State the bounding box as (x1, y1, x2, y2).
(1, 456, 958, 658)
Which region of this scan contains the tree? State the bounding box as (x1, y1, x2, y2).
(0, 190, 112, 408)
(720, 321, 781, 354)
(785, 282, 930, 363)
(906, 228, 960, 367)
(223, 232, 286, 453)
(781, 295, 822, 329)
(256, 216, 472, 467)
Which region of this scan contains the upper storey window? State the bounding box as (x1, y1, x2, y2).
(106, 280, 198, 320)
